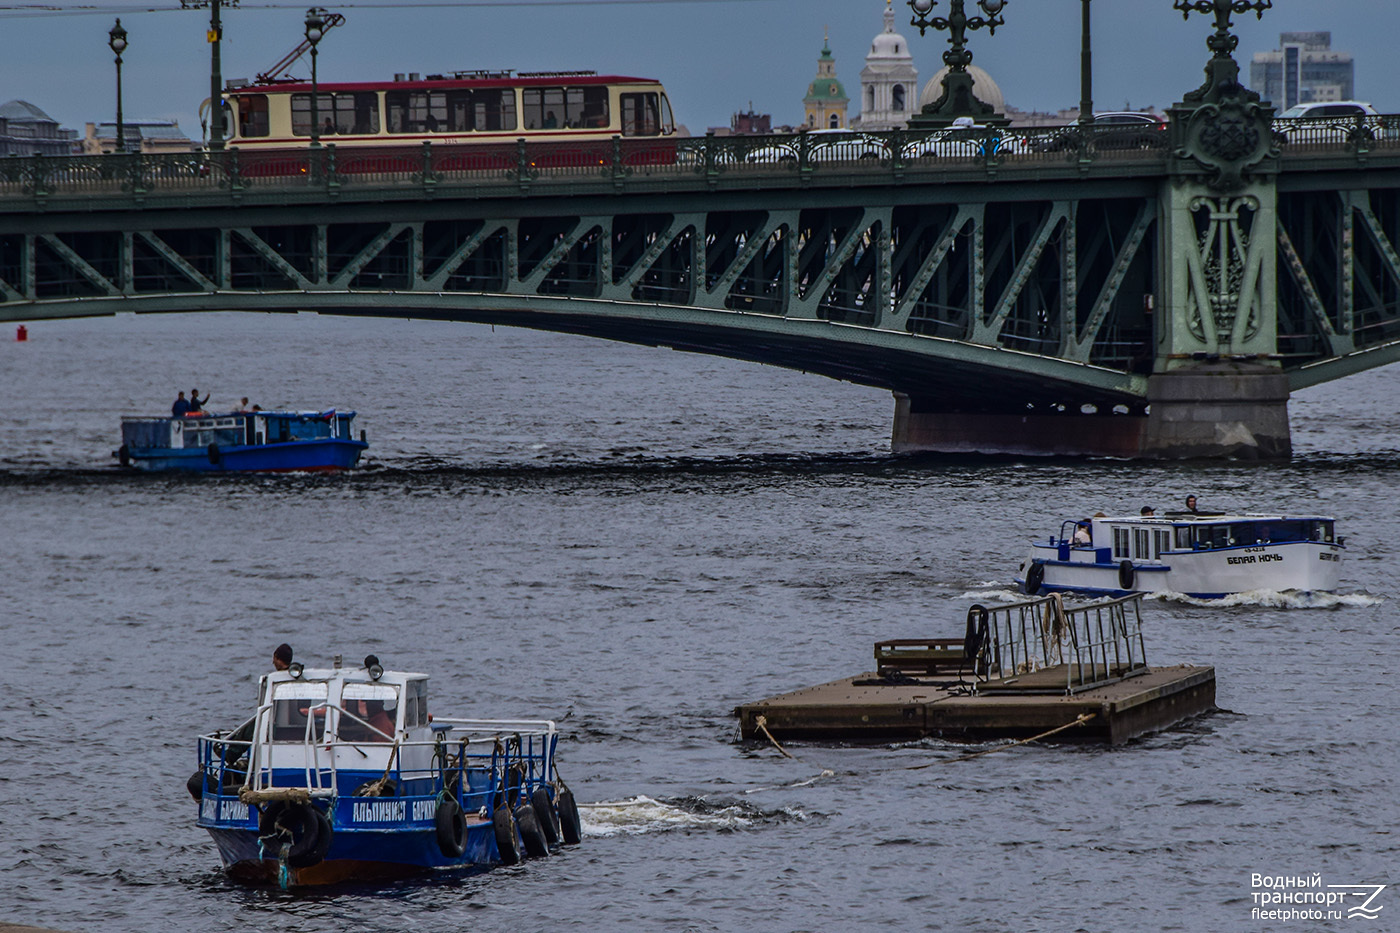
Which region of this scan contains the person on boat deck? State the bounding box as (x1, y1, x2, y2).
(218, 644, 294, 765)
(171, 391, 190, 418)
(189, 388, 209, 414)
(1141, 506, 1155, 517)
(1185, 495, 1200, 514)
(1072, 521, 1092, 546)
(236, 397, 252, 412)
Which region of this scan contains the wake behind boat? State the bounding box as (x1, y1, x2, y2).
(117, 408, 367, 472)
(189, 656, 581, 887)
(1017, 511, 1345, 599)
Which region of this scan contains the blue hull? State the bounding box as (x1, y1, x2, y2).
(127, 439, 366, 473)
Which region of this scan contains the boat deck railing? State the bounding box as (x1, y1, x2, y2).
(973, 594, 1149, 695)
(197, 707, 558, 815)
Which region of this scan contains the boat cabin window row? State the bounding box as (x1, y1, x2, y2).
(1180, 520, 1335, 550)
(1111, 527, 1174, 561)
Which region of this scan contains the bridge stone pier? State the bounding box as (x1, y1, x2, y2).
(3, 8, 1400, 458)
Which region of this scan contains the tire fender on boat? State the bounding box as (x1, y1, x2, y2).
(556, 783, 583, 846)
(257, 801, 321, 863)
(435, 797, 467, 858)
(1023, 561, 1046, 595)
(207, 442, 221, 466)
(1118, 559, 1136, 590)
(289, 808, 333, 869)
(514, 803, 550, 858)
(118, 444, 131, 468)
(530, 787, 561, 847)
(492, 802, 522, 866)
(186, 769, 206, 801)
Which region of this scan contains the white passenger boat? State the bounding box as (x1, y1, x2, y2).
(1016, 511, 1345, 599)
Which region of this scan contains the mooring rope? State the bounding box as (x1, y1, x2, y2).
(903, 712, 1098, 771)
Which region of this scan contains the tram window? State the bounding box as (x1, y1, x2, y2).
(522, 86, 608, 130)
(290, 93, 334, 136)
(237, 95, 269, 138)
(338, 92, 380, 135)
(386, 91, 448, 134)
(473, 89, 516, 131)
(659, 94, 675, 134)
(621, 92, 660, 136)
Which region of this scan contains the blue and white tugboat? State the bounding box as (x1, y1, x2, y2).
(117, 409, 367, 472)
(1017, 510, 1345, 599)
(190, 656, 581, 887)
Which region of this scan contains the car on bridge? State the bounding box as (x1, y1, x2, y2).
(1272, 100, 1391, 146)
(1028, 112, 1168, 154)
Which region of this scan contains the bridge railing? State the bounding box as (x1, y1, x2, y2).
(1, 116, 1395, 202)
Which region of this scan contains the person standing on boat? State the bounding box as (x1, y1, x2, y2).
(1072, 520, 1092, 546)
(216, 644, 294, 769)
(1185, 495, 1200, 514)
(1141, 506, 1155, 517)
(172, 391, 190, 418)
(190, 387, 209, 414)
(273, 643, 293, 671)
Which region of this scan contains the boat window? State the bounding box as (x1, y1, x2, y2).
(1133, 528, 1150, 560)
(1112, 527, 1129, 558)
(621, 92, 660, 136)
(237, 95, 270, 138)
(1154, 529, 1172, 558)
(1175, 526, 1192, 550)
(1311, 520, 1334, 543)
(340, 682, 398, 742)
(180, 416, 244, 449)
(270, 682, 328, 742)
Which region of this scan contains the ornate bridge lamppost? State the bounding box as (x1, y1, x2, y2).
(905, 0, 1008, 128)
(305, 7, 327, 148)
(107, 19, 127, 153)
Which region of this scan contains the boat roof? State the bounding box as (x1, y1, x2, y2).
(1076, 512, 1334, 524)
(121, 409, 357, 421)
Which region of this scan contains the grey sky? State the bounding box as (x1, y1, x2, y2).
(1, 0, 1394, 139)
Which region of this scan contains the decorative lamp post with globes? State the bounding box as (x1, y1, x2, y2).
(305, 7, 326, 148)
(905, 0, 1008, 128)
(108, 18, 128, 153)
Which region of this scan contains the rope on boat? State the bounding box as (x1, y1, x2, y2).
(240, 786, 311, 805)
(903, 713, 1098, 771)
(356, 740, 402, 798)
(742, 715, 835, 794)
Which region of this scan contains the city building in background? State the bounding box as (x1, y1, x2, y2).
(919, 65, 1006, 121)
(0, 99, 78, 155)
(705, 108, 794, 137)
(1250, 32, 1355, 109)
(82, 120, 195, 155)
(852, 0, 918, 132)
(803, 32, 849, 130)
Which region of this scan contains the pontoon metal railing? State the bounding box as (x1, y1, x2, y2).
(974, 593, 1148, 695)
(1060, 594, 1148, 694)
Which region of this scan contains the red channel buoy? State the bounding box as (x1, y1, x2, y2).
(15, 325, 27, 341)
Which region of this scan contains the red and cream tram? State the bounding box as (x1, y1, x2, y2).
(217, 69, 676, 151)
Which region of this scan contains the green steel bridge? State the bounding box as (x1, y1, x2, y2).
(3, 99, 1399, 456)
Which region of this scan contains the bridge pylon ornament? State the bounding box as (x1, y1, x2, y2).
(1168, 0, 1276, 192)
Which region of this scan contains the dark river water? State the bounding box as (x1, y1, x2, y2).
(1, 312, 1397, 933)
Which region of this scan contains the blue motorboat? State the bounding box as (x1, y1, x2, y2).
(117, 409, 367, 472)
(190, 657, 581, 887)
